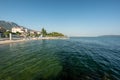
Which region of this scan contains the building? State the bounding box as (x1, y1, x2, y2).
(11, 27, 41, 38)
(12, 27, 26, 33)
(36, 31, 41, 34)
(29, 30, 35, 34)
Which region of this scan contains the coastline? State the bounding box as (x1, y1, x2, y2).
(0, 39, 27, 45)
(0, 37, 69, 45)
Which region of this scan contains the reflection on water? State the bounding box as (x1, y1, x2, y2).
(0, 37, 120, 80)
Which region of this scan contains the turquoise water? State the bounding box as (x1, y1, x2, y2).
(0, 37, 120, 80)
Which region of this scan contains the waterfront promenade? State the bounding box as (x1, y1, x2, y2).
(0, 37, 69, 45)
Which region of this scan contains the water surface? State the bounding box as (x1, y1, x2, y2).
(0, 37, 120, 80)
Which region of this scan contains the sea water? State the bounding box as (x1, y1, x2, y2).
(0, 37, 120, 80)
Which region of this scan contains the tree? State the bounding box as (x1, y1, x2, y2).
(0, 27, 6, 33)
(0, 27, 6, 37)
(4, 31, 11, 38)
(47, 32, 64, 37)
(16, 32, 21, 35)
(41, 28, 47, 37)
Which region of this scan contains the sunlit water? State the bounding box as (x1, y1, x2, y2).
(0, 37, 120, 80)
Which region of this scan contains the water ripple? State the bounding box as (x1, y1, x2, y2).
(0, 37, 120, 80)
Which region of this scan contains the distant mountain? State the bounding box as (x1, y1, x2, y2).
(0, 20, 20, 30)
(99, 35, 120, 37)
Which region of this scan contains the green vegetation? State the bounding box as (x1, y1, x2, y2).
(47, 32, 64, 37)
(3, 31, 11, 38)
(0, 27, 6, 33)
(41, 28, 47, 37)
(16, 32, 21, 35)
(41, 28, 65, 37)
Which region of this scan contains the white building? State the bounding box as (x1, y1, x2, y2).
(36, 31, 41, 34)
(12, 27, 26, 33)
(30, 30, 35, 34)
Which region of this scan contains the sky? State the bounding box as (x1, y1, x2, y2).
(0, 0, 120, 36)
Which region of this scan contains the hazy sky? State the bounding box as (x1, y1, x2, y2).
(0, 0, 120, 36)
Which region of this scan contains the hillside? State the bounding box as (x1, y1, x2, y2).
(0, 20, 20, 30)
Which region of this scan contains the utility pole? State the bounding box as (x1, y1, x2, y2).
(9, 33, 12, 40)
(0, 33, 1, 38)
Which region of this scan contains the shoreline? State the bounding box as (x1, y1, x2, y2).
(0, 37, 69, 45)
(0, 39, 27, 45)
